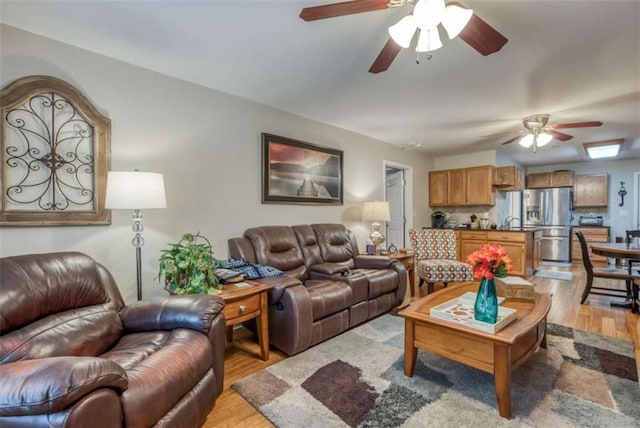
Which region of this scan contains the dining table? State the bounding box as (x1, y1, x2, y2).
(589, 242, 640, 313)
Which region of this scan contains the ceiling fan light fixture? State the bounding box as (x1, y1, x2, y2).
(519, 134, 534, 148)
(537, 132, 553, 147)
(415, 27, 443, 52)
(389, 15, 418, 48)
(413, 0, 446, 29)
(442, 4, 473, 39)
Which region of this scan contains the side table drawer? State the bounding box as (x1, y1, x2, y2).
(223, 294, 260, 323)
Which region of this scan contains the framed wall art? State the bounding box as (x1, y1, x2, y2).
(0, 75, 111, 226)
(262, 133, 343, 205)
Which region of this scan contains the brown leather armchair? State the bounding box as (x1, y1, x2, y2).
(0, 252, 226, 428)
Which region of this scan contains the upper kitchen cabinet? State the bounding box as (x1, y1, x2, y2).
(428, 170, 448, 207)
(495, 165, 525, 191)
(429, 166, 495, 207)
(573, 174, 608, 207)
(526, 170, 574, 189)
(447, 168, 467, 206)
(466, 166, 496, 205)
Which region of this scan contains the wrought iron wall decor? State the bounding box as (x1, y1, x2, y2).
(1, 75, 111, 226)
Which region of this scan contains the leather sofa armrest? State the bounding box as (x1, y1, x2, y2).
(120, 295, 225, 335)
(309, 262, 350, 275)
(353, 255, 395, 270)
(0, 356, 128, 416)
(251, 275, 303, 305)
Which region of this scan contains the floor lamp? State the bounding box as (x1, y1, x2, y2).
(105, 170, 167, 301)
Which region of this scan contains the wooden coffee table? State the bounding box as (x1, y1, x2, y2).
(398, 282, 551, 419)
(218, 280, 272, 360)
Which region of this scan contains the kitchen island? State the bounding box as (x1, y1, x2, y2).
(423, 227, 542, 277)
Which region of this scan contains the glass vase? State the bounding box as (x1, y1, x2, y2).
(474, 277, 498, 324)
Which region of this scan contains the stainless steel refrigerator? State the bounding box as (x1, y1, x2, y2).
(523, 188, 573, 262)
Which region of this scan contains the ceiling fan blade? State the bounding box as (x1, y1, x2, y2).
(369, 38, 402, 74)
(552, 121, 603, 129)
(548, 130, 574, 141)
(501, 135, 521, 146)
(456, 11, 508, 56)
(300, 0, 389, 21)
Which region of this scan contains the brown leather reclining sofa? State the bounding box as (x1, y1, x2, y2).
(0, 252, 226, 427)
(228, 223, 407, 356)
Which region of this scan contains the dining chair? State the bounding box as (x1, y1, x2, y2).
(625, 229, 640, 269)
(409, 228, 473, 294)
(575, 231, 634, 305)
(626, 229, 640, 244)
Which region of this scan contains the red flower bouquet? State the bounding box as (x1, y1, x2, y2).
(466, 243, 512, 280)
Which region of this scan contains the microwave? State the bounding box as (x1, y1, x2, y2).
(578, 215, 603, 226)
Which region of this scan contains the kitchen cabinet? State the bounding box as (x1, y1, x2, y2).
(526, 170, 575, 189)
(571, 226, 609, 264)
(458, 230, 487, 263)
(458, 229, 541, 277)
(428, 170, 447, 207)
(466, 166, 496, 205)
(429, 166, 495, 207)
(447, 168, 466, 206)
(573, 174, 608, 207)
(495, 165, 525, 191)
(534, 231, 543, 270)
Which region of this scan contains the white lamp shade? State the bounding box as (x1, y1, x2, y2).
(442, 4, 473, 39)
(413, 0, 446, 29)
(537, 132, 553, 147)
(519, 134, 534, 148)
(388, 15, 418, 48)
(416, 27, 443, 52)
(362, 201, 391, 222)
(105, 171, 167, 209)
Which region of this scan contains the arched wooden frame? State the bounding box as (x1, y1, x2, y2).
(0, 75, 111, 226)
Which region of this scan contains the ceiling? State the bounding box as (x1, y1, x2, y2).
(1, 0, 639, 166)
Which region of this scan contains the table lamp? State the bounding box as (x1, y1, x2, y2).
(362, 200, 391, 248)
(105, 170, 167, 300)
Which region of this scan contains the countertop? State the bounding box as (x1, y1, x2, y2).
(423, 227, 541, 233)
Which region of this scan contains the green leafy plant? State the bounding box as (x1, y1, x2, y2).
(158, 232, 225, 295)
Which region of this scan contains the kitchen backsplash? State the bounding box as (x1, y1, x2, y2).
(440, 206, 498, 227)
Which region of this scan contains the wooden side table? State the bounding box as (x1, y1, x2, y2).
(218, 280, 272, 360)
(388, 250, 416, 297)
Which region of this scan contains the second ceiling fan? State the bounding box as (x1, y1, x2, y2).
(502, 114, 603, 153)
(299, 0, 508, 73)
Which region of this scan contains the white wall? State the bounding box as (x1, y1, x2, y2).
(0, 25, 431, 302)
(527, 158, 640, 240)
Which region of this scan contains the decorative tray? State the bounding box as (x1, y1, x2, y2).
(429, 295, 517, 334)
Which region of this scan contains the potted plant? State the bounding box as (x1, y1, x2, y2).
(158, 232, 225, 295)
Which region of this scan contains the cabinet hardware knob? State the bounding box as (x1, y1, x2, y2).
(239, 305, 246, 314)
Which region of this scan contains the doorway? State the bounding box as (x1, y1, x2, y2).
(384, 161, 413, 249)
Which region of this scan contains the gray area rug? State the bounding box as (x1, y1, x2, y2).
(534, 269, 573, 281)
(233, 314, 639, 427)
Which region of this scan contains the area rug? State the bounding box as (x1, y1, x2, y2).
(232, 314, 639, 427)
(534, 269, 573, 281)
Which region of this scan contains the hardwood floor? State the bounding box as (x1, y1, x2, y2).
(204, 263, 640, 428)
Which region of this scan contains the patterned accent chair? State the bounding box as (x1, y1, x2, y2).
(409, 228, 473, 294)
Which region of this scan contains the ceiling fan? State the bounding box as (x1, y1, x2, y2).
(501, 114, 603, 153)
(299, 0, 508, 73)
